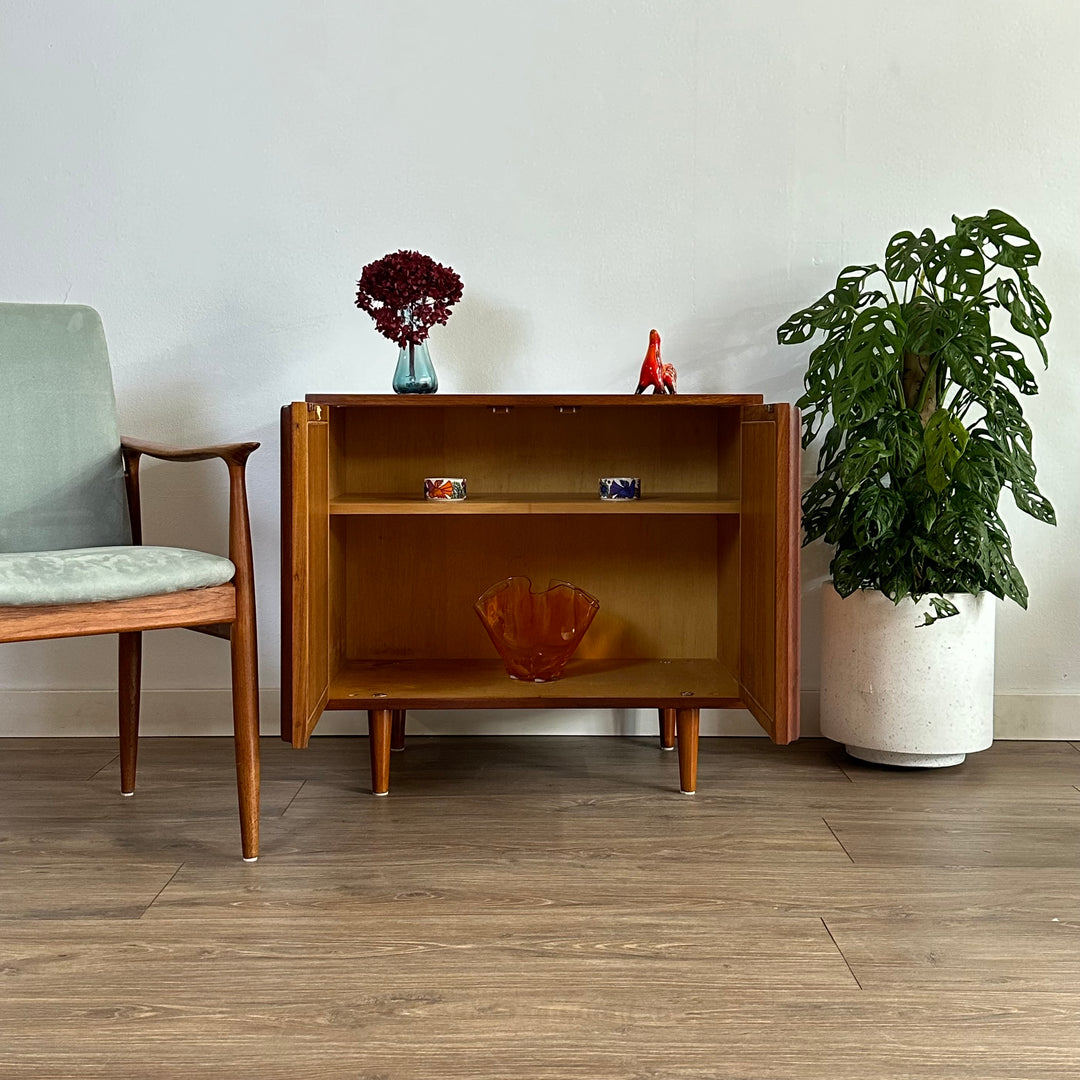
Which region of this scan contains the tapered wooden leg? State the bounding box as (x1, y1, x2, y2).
(118, 631, 142, 796)
(230, 604, 261, 862)
(369, 709, 392, 795)
(391, 709, 406, 751)
(676, 708, 699, 794)
(659, 708, 676, 750)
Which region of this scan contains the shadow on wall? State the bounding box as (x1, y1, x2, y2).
(677, 266, 830, 400)
(435, 291, 531, 394)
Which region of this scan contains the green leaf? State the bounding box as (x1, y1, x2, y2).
(954, 209, 1041, 269)
(923, 408, 969, 492)
(995, 278, 1049, 364)
(937, 504, 990, 573)
(1016, 269, 1051, 367)
(1016, 270, 1051, 334)
(984, 531, 1029, 607)
(903, 296, 962, 355)
(916, 497, 939, 534)
(777, 309, 816, 346)
(816, 422, 844, 474)
(840, 438, 888, 492)
(833, 306, 905, 427)
(836, 264, 880, 289)
(879, 408, 924, 476)
(1010, 484, 1056, 525)
(884, 229, 935, 282)
(952, 438, 1002, 509)
(917, 596, 960, 626)
(853, 484, 905, 546)
(990, 336, 1038, 395)
(778, 288, 856, 345)
(924, 235, 986, 297)
(854, 289, 889, 310)
(941, 338, 993, 395)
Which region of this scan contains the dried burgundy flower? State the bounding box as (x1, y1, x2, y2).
(354, 250, 464, 348)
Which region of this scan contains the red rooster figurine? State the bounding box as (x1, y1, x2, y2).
(634, 329, 677, 394)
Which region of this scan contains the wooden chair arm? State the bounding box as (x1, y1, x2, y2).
(119, 437, 260, 599)
(120, 437, 259, 468)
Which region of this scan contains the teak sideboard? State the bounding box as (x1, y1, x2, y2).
(281, 394, 800, 795)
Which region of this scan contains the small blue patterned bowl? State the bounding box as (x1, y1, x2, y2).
(599, 477, 641, 500)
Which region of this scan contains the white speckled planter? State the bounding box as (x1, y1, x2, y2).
(820, 584, 995, 768)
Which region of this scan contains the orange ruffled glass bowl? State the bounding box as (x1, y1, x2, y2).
(474, 577, 600, 682)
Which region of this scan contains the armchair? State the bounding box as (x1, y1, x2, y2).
(0, 303, 260, 860)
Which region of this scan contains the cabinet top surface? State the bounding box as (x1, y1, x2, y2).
(301, 393, 767, 407)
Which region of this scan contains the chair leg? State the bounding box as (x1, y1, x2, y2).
(230, 607, 261, 862)
(391, 709, 406, 751)
(676, 708, 700, 795)
(658, 708, 676, 751)
(369, 709, 392, 795)
(118, 631, 142, 796)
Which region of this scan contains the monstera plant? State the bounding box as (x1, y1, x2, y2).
(778, 209, 1055, 623)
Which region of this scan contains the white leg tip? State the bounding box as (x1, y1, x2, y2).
(120, 790, 135, 797)
(680, 789, 696, 795)
(372, 790, 389, 797)
(242, 856, 258, 863)
(660, 745, 675, 751)
(391, 746, 405, 752)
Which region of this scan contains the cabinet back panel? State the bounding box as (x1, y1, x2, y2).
(336, 406, 740, 498)
(342, 516, 728, 661)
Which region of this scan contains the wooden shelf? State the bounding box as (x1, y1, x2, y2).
(326, 658, 744, 710)
(329, 493, 741, 516)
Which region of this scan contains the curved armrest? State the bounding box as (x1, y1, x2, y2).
(118, 437, 260, 606)
(121, 437, 259, 468)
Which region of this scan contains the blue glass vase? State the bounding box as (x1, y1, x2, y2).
(392, 340, 438, 394)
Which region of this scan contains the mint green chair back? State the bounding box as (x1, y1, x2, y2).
(0, 304, 130, 553)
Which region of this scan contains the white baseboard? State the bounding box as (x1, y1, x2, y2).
(0, 689, 1075, 739)
(992, 693, 1080, 740)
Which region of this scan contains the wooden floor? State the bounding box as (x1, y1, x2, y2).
(2, 735, 1080, 1079)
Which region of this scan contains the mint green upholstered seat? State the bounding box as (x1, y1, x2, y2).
(0, 547, 235, 606)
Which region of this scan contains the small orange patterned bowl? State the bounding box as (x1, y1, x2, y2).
(424, 477, 466, 500)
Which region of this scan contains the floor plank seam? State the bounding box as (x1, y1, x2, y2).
(140, 863, 187, 918)
(86, 754, 119, 782)
(820, 918, 863, 990)
(822, 818, 855, 863)
(279, 779, 309, 816)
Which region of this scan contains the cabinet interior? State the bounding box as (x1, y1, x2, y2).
(323, 403, 744, 675)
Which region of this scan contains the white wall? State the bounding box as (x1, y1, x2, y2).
(2, 0, 1078, 737)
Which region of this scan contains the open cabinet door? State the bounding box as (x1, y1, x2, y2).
(280, 402, 330, 748)
(739, 403, 800, 743)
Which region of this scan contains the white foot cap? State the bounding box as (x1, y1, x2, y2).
(846, 745, 966, 768)
(390, 746, 405, 752)
(680, 789, 696, 795)
(242, 856, 258, 863)
(120, 791, 134, 797)
(372, 790, 389, 797)
(660, 745, 675, 751)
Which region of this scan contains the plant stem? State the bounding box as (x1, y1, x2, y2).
(913, 355, 939, 419)
(884, 274, 900, 307)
